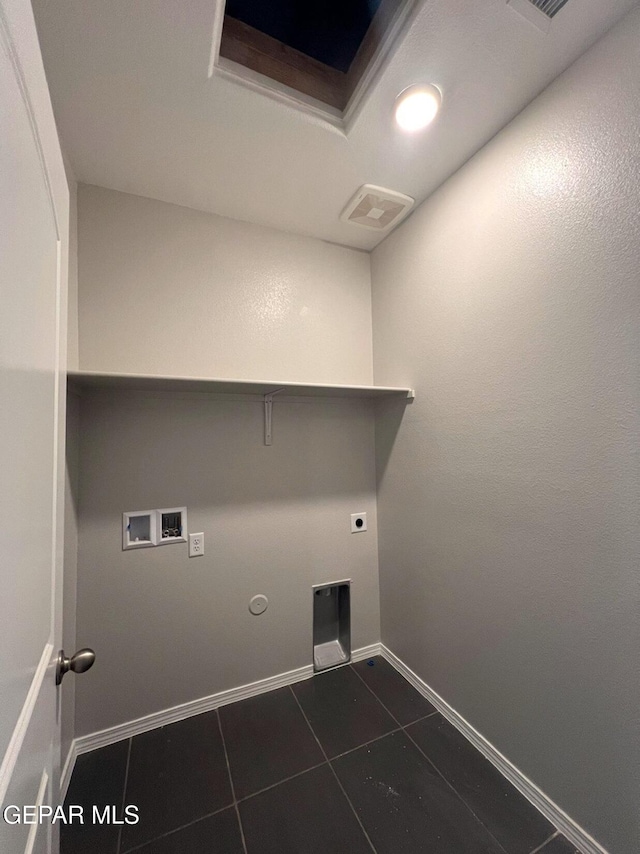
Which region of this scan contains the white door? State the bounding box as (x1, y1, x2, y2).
(0, 0, 69, 852)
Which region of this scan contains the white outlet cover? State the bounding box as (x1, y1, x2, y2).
(350, 512, 367, 533)
(188, 532, 204, 557)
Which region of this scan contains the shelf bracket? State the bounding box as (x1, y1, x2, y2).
(264, 388, 285, 445)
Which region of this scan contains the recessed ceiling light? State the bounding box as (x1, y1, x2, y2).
(394, 84, 442, 133)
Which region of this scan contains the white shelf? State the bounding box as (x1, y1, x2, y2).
(67, 371, 415, 400)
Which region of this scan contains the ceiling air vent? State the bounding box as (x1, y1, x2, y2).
(526, 0, 569, 17)
(507, 0, 568, 32)
(341, 185, 414, 232)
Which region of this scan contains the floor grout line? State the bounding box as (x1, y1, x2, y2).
(116, 737, 132, 854)
(235, 761, 329, 804)
(351, 663, 512, 854)
(288, 685, 378, 854)
(78, 669, 559, 854)
(330, 726, 403, 761)
(348, 663, 403, 728)
(348, 664, 449, 729)
(401, 724, 511, 854)
(116, 677, 399, 853)
(216, 708, 249, 854)
(120, 803, 237, 854)
(410, 710, 440, 723)
(529, 831, 560, 854)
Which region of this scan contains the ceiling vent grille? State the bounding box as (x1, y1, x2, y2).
(526, 0, 569, 18)
(340, 185, 414, 231)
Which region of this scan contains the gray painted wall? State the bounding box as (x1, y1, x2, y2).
(75, 391, 380, 736)
(77, 185, 373, 384)
(371, 9, 640, 854)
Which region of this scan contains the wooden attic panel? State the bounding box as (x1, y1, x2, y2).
(220, 16, 347, 110)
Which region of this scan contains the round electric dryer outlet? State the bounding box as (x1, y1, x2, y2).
(249, 594, 268, 616)
(350, 512, 367, 533)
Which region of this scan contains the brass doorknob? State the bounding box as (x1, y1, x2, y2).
(56, 648, 96, 685)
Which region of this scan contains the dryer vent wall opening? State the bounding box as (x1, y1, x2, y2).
(313, 582, 351, 671)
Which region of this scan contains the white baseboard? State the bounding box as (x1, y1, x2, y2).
(380, 645, 607, 854)
(65, 642, 381, 783)
(349, 642, 382, 663)
(62, 642, 608, 854)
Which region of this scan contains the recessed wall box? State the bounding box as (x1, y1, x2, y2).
(156, 507, 187, 545)
(122, 511, 157, 550)
(313, 580, 351, 672)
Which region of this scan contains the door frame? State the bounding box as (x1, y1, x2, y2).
(0, 0, 69, 839)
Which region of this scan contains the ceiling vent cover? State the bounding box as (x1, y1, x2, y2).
(525, 0, 569, 17)
(341, 185, 414, 231)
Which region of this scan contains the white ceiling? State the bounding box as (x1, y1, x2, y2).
(34, 0, 637, 250)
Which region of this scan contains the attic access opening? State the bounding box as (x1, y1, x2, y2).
(219, 0, 411, 113)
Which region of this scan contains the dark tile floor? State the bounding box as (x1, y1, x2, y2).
(62, 657, 579, 854)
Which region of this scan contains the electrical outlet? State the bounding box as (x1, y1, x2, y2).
(188, 532, 204, 557)
(350, 512, 367, 533)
